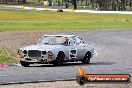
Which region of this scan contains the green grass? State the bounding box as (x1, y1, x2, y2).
(0, 49, 18, 64)
(0, 9, 132, 31)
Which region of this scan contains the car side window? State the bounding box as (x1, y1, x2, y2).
(75, 37, 84, 44)
(68, 37, 76, 45)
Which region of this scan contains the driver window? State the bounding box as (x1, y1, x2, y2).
(68, 38, 76, 45)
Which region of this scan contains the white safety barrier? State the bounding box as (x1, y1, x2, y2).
(5, 5, 132, 14)
(75, 10, 132, 14)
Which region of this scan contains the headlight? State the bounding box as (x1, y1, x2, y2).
(47, 51, 53, 56)
(42, 51, 46, 55)
(23, 50, 27, 55)
(18, 49, 24, 58)
(47, 51, 53, 59)
(19, 52, 24, 58)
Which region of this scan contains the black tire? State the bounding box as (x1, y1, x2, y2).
(20, 61, 30, 67)
(81, 52, 91, 64)
(53, 52, 65, 66)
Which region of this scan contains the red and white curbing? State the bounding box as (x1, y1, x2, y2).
(4, 5, 132, 14)
(0, 64, 9, 69)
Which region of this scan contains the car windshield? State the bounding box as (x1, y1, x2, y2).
(37, 36, 68, 45)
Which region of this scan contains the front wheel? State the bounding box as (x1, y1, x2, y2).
(81, 52, 91, 64)
(53, 52, 64, 66)
(20, 61, 30, 67)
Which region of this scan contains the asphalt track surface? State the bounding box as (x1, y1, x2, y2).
(0, 30, 132, 84)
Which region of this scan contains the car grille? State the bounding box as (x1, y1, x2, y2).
(28, 50, 41, 57)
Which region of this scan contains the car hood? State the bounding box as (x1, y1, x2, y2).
(21, 44, 62, 51)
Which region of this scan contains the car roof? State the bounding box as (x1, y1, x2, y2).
(43, 34, 76, 38)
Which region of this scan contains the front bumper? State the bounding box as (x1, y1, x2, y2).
(20, 58, 55, 64)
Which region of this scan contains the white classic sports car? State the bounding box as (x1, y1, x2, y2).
(18, 34, 94, 67)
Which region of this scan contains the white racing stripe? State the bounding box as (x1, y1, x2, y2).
(5, 5, 132, 14)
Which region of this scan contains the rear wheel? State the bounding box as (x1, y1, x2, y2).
(81, 52, 91, 64)
(20, 61, 30, 67)
(53, 52, 65, 66)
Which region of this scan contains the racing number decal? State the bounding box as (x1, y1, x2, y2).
(69, 49, 77, 59)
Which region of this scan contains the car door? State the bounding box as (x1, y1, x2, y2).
(68, 37, 78, 61)
(74, 37, 87, 60)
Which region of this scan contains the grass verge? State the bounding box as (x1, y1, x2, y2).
(0, 21, 131, 32)
(0, 9, 132, 31)
(0, 49, 18, 64)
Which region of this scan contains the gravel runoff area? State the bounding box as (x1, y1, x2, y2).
(0, 80, 132, 88)
(0, 30, 61, 51)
